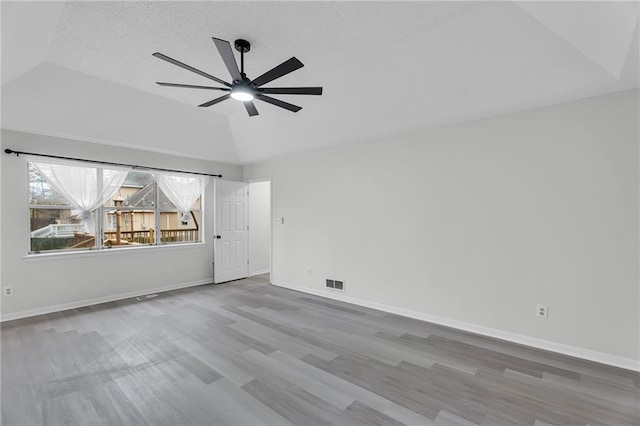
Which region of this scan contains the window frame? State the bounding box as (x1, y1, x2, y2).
(27, 162, 206, 255)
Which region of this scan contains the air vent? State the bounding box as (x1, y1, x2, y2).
(325, 279, 344, 292)
(136, 294, 159, 301)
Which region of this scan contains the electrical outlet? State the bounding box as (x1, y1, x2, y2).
(307, 268, 312, 275)
(3, 287, 13, 297)
(211, 261, 214, 268)
(537, 304, 548, 319)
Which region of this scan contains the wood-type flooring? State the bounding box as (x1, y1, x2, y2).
(2, 274, 638, 425)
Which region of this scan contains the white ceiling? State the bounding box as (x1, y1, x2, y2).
(2, 1, 639, 165)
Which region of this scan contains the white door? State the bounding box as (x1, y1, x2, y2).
(214, 180, 249, 283)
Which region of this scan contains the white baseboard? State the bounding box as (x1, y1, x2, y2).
(250, 268, 270, 276)
(1, 279, 212, 322)
(271, 280, 640, 372)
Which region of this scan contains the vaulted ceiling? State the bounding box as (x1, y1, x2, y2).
(2, 1, 638, 165)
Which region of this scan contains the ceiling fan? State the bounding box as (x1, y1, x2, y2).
(153, 38, 323, 117)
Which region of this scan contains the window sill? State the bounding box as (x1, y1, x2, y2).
(23, 242, 208, 262)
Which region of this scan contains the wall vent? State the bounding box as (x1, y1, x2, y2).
(326, 279, 344, 291)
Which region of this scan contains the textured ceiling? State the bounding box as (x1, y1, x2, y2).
(45, 1, 485, 113)
(2, 1, 639, 165)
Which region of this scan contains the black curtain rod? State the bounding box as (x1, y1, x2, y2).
(4, 149, 223, 178)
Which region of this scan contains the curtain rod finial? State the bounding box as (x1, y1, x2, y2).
(4, 149, 14, 154)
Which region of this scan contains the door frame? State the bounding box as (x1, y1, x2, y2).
(247, 177, 273, 278)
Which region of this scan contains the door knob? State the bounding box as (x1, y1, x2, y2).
(215, 235, 221, 239)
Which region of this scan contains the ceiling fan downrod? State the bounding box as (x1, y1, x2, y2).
(234, 39, 251, 78)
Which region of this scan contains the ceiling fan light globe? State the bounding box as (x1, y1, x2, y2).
(231, 89, 254, 102)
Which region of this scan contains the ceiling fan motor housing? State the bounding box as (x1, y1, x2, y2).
(234, 39, 251, 53)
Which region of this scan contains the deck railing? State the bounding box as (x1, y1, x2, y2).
(159, 229, 198, 242)
(30, 223, 85, 238)
(103, 229, 198, 244)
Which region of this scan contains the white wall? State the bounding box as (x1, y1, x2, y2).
(244, 89, 640, 369)
(249, 180, 271, 276)
(0, 129, 242, 319)
(2, 63, 239, 163)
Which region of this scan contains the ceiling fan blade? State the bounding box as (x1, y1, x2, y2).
(244, 101, 259, 117)
(156, 82, 230, 91)
(251, 57, 304, 87)
(198, 94, 231, 107)
(153, 52, 231, 87)
(256, 94, 302, 113)
(259, 87, 322, 95)
(212, 38, 242, 82)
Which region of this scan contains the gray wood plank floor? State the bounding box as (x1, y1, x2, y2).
(2, 274, 638, 425)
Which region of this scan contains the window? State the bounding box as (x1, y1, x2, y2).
(28, 162, 206, 254)
(106, 214, 117, 231)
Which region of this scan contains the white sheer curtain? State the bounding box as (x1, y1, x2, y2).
(32, 162, 128, 233)
(156, 173, 209, 222)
